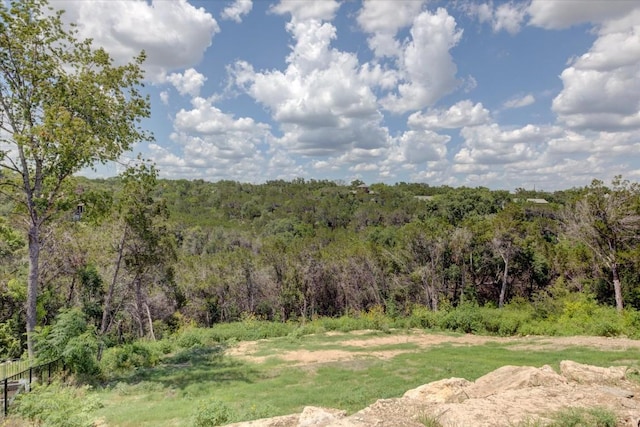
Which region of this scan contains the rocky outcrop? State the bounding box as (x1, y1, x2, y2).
(225, 361, 640, 427)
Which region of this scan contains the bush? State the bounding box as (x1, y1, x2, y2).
(192, 399, 233, 427)
(100, 341, 161, 375)
(12, 382, 102, 427)
(406, 305, 439, 329)
(34, 308, 100, 376)
(439, 304, 484, 333)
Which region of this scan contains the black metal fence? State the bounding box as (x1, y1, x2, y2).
(1, 359, 64, 417)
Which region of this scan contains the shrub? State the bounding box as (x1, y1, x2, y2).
(406, 305, 439, 329)
(192, 399, 233, 427)
(100, 341, 161, 375)
(439, 303, 483, 333)
(12, 382, 102, 427)
(34, 308, 100, 376)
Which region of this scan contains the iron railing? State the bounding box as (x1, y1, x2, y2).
(1, 359, 64, 417)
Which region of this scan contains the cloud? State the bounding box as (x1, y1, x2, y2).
(232, 12, 389, 158)
(153, 96, 271, 180)
(270, 0, 340, 22)
(381, 8, 463, 113)
(159, 91, 169, 106)
(503, 94, 535, 109)
(166, 68, 207, 97)
(52, 0, 219, 80)
(455, 123, 560, 166)
(221, 0, 253, 23)
(408, 100, 491, 129)
(552, 10, 640, 131)
(397, 130, 450, 164)
(464, 2, 527, 34)
(356, 0, 426, 57)
(528, 0, 639, 29)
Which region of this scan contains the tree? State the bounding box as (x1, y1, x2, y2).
(0, 0, 151, 357)
(563, 178, 640, 312)
(491, 205, 524, 308)
(100, 163, 176, 340)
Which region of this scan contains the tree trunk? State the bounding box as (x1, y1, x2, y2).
(145, 303, 156, 341)
(612, 263, 624, 312)
(135, 276, 145, 337)
(100, 227, 127, 336)
(499, 255, 508, 308)
(26, 224, 40, 359)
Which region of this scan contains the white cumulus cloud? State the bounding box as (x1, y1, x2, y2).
(552, 10, 640, 131)
(408, 101, 491, 129)
(221, 0, 253, 23)
(270, 0, 340, 22)
(232, 10, 389, 158)
(381, 8, 463, 113)
(528, 0, 639, 29)
(52, 0, 220, 80)
(166, 68, 207, 97)
(356, 0, 427, 58)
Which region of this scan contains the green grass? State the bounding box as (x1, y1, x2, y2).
(516, 407, 617, 427)
(86, 332, 640, 427)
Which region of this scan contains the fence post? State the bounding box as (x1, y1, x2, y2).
(3, 377, 7, 417)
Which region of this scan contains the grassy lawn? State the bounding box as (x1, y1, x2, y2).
(92, 332, 640, 426)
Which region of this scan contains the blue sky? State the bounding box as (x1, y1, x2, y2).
(52, 0, 640, 191)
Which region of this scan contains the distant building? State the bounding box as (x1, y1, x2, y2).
(414, 195, 435, 201)
(512, 197, 550, 204)
(357, 184, 370, 193)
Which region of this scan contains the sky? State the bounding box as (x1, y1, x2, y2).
(48, 0, 640, 191)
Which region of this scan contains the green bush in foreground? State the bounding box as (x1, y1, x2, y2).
(34, 308, 101, 377)
(192, 399, 233, 427)
(12, 382, 103, 427)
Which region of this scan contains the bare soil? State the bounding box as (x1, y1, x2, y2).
(225, 331, 640, 427)
(227, 329, 640, 365)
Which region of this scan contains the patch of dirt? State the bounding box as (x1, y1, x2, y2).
(224, 331, 640, 426)
(227, 330, 640, 366)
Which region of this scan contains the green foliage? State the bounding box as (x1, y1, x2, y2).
(192, 399, 233, 427)
(0, 0, 152, 357)
(541, 406, 617, 427)
(35, 308, 100, 376)
(12, 382, 103, 427)
(100, 341, 161, 375)
(418, 413, 443, 427)
(0, 319, 22, 359)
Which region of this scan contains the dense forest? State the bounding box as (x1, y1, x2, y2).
(2, 173, 640, 358)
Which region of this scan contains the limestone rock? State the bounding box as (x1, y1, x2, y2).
(466, 364, 567, 398)
(299, 406, 347, 426)
(403, 377, 471, 403)
(560, 360, 628, 384)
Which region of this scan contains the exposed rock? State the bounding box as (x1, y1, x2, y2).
(465, 364, 568, 398)
(561, 360, 628, 384)
(402, 377, 471, 403)
(226, 361, 640, 427)
(299, 406, 347, 426)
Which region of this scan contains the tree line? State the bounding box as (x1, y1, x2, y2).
(3, 173, 640, 358)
